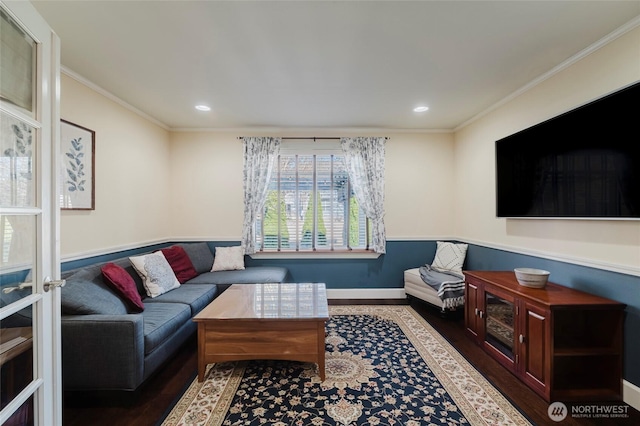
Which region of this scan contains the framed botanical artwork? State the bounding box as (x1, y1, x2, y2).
(60, 119, 95, 210)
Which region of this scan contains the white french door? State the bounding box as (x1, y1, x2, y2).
(0, 1, 61, 425)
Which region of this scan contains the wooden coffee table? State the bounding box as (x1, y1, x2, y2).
(193, 283, 329, 382)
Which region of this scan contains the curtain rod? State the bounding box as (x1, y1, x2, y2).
(236, 137, 389, 140)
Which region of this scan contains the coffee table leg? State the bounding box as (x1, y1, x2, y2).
(197, 324, 206, 382)
(318, 321, 326, 381)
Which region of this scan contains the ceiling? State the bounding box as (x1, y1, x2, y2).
(28, 1, 640, 131)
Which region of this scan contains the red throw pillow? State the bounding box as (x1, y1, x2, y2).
(161, 246, 198, 283)
(101, 263, 145, 313)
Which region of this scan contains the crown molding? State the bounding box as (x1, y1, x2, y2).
(61, 66, 170, 130)
(169, 127, 453, 134)
(454, 15, 640, 132)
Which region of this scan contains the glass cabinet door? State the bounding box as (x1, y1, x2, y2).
(484, 291, 515, 361)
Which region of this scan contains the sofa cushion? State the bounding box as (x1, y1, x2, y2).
(211, 245, 245, 272)
(142, 302, 191, 355)
(160, 245, 198, 283)
(144, 284, 217, 316)
(185, 266, 288, 285)
(179, 242, 214, 274)
(101, 263, 145, 313)
(130, 252, 181, 298)
(61, 265, 129, 315)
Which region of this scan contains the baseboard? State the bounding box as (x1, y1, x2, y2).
(624, 380, 640, 411)
(326, 288, 406, 300)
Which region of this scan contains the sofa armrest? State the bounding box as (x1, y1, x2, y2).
(61, 314, 144, 392)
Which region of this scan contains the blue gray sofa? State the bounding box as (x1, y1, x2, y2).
(59, 242, 287, 395)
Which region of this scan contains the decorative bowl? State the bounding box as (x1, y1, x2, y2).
(514, 268, 550, 288)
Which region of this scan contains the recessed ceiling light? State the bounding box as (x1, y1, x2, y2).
(413, 106, 429, 112)
(195, 105, 211, 111)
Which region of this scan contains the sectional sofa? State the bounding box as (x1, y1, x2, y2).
(59, 242, 288, 396)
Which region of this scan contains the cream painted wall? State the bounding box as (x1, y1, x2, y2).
(168, 132, 244, 239)
(454, 27, 640, 273)
(385, 133, 455, 239)
(168, 132, 455, 240)
(60, 74, 172, 257)
(60, 25, 638, 273)
(60, 72, 455, 254)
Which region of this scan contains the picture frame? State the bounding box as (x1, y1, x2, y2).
(60, 119, 95, 210)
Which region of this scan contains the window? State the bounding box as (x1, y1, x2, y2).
(254, 142, 371, 252)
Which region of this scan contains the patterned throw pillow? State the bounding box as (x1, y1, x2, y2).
(431, 241, 468, 273)
(129, 252, 181, 298)
(211, 246, 245, 272)
(101, 262, 145, 312)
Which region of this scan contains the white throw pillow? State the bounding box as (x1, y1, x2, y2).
(129, 252, 180, 298)
(431, 241, 468, 273)
(211, 246, 245, 272)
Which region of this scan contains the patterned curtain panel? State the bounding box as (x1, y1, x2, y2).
(241, 137, 281, 254)
(340, 137, 387, 254)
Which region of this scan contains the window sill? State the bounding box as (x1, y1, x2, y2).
(249, 250, 381, 260)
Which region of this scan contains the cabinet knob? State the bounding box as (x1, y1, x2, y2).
(519, 334, 524, 343)
(479, 310, 484, 319)
(475, 308, 479, 316)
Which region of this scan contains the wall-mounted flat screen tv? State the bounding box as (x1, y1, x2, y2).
(496, 81, 639, 219)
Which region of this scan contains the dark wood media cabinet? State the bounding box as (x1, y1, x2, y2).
(464, 270, 625, 402)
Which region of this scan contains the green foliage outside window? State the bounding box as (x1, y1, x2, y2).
(349, 196, 360, 247)
(301, 193, 326, 248)
(263, 191, 288, 249)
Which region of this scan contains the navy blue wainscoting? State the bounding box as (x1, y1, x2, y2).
(244, 240, 439, 290)
(59, 240, 639, 388)
(61, 242, 174, 272)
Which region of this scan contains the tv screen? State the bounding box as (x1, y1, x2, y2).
(496, 81, 639, 219)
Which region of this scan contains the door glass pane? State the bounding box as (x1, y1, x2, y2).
(0, 215, 35, 304)
(485, 292, 515, 360)
(3, 396, 34, 426)
(0, 312, 34, 414)
(1, 112, 36, 208)
(0, 8, 35, 115)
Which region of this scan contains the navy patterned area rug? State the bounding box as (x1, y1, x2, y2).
(162, 305, 531, 425)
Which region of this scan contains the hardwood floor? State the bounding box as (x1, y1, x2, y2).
(62, 299, 640, 425)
